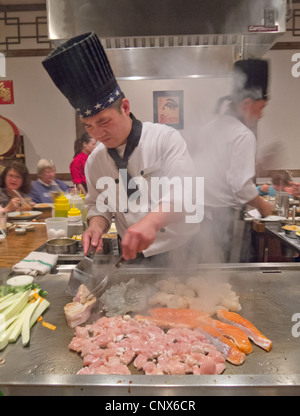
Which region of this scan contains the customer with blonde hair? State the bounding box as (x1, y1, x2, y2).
(30, 158, 69, 203)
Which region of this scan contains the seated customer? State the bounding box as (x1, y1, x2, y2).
(257, 171, 300, 199)
(0, 161, 32, 213)
(70, 133, 97, 195)
(273, 170, 300, 198)
(257, 183, 276, 197)
(30, 159, 70, 204)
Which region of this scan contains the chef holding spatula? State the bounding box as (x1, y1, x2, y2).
(42, 33, 200, 267)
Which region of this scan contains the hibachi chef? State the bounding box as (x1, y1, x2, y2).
(42, 32, 200, 266)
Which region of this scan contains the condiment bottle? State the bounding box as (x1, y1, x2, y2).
(54, 194, 70, 217)
(79, 190, 87, 222)
(70, 191, 85, 220)
(67, 204, 83, 237)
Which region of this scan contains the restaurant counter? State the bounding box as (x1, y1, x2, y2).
(1, 211, 300, 395)
(0, 221, 49, 268)
(265, 223, 300, 251)
(1, 263, 300, 396)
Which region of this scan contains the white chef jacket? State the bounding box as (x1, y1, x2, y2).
(194, 114, 259, 210)
(85, 121, 199, 257)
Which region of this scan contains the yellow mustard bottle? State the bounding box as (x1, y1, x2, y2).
(54, 194, 70, 217)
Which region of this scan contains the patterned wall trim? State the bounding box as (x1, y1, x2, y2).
(0, 3, 52, 55)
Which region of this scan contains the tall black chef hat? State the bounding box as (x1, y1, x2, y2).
(42, 32, 123, 119)
(231, 58, 269, 102)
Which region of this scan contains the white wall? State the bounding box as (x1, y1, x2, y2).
(1, 49, 300, 174)
(257, 49, 300, 170)
(1, 56, 76, 173)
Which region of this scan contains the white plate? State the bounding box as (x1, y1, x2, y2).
(244, 215, 287, 222)
(258, 215, 287, 222)
(33, 203, 53, 211)
(8, 211, 43, 220)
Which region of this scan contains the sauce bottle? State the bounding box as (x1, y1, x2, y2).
(67, 204, 83, 237)
(54, 194, 70, 217)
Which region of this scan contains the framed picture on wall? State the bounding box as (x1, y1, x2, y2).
(153, 90, 184, 130)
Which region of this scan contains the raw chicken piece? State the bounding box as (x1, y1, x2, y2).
(69, 315, 227, 375)
(64, 284, 96, 328)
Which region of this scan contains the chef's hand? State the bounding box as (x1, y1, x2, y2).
(285, 183, 300, 198)
(121, 217, 158, 260)
(260, 184, 270, 193)
(259, 200, 273, 218)
(248, 195, 273, 218)
(121, 203, 184, 260)
(4, 197, 21, 213)
(82, 216, 109, 256)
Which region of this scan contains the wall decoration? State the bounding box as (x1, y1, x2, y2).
(0, 80, 14, 104)
(153, 90, 183, 129)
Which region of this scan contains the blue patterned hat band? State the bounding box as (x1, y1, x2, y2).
(77, 85, 122, 119)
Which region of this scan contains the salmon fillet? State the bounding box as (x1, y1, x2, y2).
(206, 318, 253, 355)
(194, 323, 246, 365)
(217, 309, 272, 352)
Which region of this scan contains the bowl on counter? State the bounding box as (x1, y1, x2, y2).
(282, 224, 300, 239)
(102, 232, 118, 254)
(278, 218, 300, 232)
(46, 237, 78, 254)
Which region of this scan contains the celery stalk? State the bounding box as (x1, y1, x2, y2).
(2, 290, 30, 322)
(0, 313, 21, 336)
(8, 303, 30, 343)
(29, 299, 50, 328)
(0, 293, 14, 304)
(0, 292, 23, 312)
(0, 319, 21, 350)
(22, 300, 40, 347)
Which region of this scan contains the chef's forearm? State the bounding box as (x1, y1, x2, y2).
(77, 183, 87, 195)
(143, 202, 183, 231)
(248, 195, 272, 217)
(88, 215, 110, 234)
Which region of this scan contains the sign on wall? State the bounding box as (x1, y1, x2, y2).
(0, 81, 14, 104)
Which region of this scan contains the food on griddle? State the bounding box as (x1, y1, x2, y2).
(99, 278, 152, 317)
(68, 315, 226, 375)
(64, 284, 96, 328)
(148, 276, 241, 315)
(136, 307, 270, 365)
(148, 292, 190, 309)
(138, 309, 247, 364)
(217, 309, 272, 351)
(209, 319, 253, 355)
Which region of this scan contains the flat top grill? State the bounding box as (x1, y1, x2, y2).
(0, 263, 300, 395)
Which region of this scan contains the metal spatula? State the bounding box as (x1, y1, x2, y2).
(66, 245, 97, 296)
(86, 255, 124, 301)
